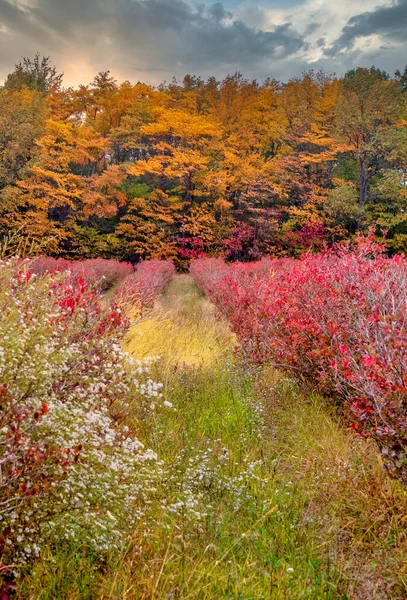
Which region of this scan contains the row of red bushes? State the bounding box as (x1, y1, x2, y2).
(29, 257, 134, 291)
(116, 260, 175, 311)
(190, 238, 407, 485)
(28, 257, 175, 305)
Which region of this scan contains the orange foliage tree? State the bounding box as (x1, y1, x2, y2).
(1, 57, 407, 262)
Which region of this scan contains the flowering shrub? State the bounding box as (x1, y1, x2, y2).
(159, 445, 263, 526)
(29, 257, 134, 291)
(115, 260, 175, 313)
(190, 239, 407, 484)
(0, 261, 164, 567)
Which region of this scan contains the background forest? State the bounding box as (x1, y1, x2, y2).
(1, 56, 407, 266)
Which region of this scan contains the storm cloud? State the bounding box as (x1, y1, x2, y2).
(325, 0, 407, 57)
(0, 0, 405, 85)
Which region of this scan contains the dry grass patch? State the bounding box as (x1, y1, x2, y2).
(124, 274, 234, 374)
(256, 368, 407, 599)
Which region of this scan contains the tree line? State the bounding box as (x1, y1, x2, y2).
(1, 55, 407, 265)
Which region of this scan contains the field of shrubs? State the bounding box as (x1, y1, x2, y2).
(191, 236, 407, 486)
(2, 240, 407, 597)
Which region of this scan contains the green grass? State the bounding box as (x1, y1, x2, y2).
(19, 275, 407, 599)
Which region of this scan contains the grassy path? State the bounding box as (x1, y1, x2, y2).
(108, 275, 407, 599)
(22, 275, 407, 599)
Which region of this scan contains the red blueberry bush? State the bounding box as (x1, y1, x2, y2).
(115, 260, 175, 312)
(70, 258, 134, 291)
(0, 260, 165, 567)
(190, 238, 407, 484)
(29, 257, 134, 291)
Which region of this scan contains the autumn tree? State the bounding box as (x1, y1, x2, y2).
(335, 67, 405, 207)
(4, 55, 63, 94)
(0, 118, 107, 253)
(127, 107, 221, 211)
(115, 187, 181, 261)
(395, 65, 407, 94)
(0, 87, 47, 188)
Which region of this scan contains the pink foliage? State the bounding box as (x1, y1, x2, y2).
(191, 238, 407, 484)
(27, 257, 72, 275)
(29, 257, 134, 291)
(115, 260, 175, 310)
(70, 259, 134, 291)
(281, 222, 326, 252)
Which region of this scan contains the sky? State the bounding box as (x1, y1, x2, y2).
(0, 0, 406, 87)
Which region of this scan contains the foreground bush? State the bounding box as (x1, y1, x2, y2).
(0, 261, 163, 567)
(29, 257, 134, 291)
(191, 239, 407, 484)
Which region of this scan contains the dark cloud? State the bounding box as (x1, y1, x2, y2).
(326, 0, 407, 56)
(114, 0, 307, 66)
(207, 3, 231, 22)
(0, 0, 310, 82)
(304, 21, 320, 36)
(315, 37, 326, 48)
